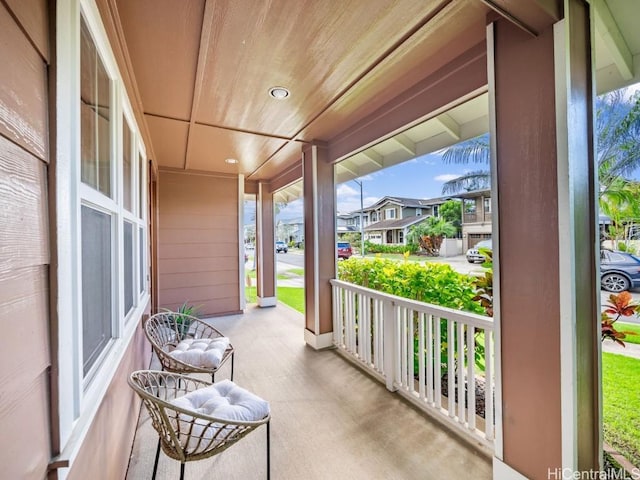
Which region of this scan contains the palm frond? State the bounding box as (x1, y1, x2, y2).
(441, 170, 490, 195)
(441, 135, 490, 165)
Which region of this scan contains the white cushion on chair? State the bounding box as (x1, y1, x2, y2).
(171, 380, 270, 422)
(168, 337, 230, 368)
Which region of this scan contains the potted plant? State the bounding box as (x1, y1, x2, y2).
(163, 302, 201, 340)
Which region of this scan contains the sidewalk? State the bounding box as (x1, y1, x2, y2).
(602, 340, 640, 360)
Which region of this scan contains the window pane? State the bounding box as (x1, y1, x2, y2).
(82, 205, 113, 375)
(80, 19, 111, 197)
(123, 120, 132, 211)
(124, 221, 134, 314)
(139, 226, 144, 294)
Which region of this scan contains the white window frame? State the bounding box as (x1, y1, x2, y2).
(385, 207, 396, 220)
(484, 197, 492, 214)
(55, 0, 150, 470)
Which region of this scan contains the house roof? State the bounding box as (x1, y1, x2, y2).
(452, 189, 491, 199)
(362, 195, 451, 212)
(364, 216, 428, 231)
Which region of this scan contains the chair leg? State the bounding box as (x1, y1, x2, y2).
(211, 372, 215, 382)
(152, 438, 161, 480)
(179, 462, 185, 480)
(266, 420, 270, 480)
(231, 352, 235, 381)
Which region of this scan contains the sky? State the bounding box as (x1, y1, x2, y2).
(275, 151, 471, 220)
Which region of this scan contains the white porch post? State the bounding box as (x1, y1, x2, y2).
(256, 181, 276, 307)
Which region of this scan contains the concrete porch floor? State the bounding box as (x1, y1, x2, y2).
(126, 303, 492, 480)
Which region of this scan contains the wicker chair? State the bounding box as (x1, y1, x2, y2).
(144, 311, 234, 381)
(128, 370, 271, 480)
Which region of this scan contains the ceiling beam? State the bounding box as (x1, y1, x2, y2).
(593, 0, 634, 81)
(434, 113, 461, 140)
(184, 0, 215, 170)
(337, 160, 360, 177)
(392, 134, 416, 156)
(361, 149, 383, 167)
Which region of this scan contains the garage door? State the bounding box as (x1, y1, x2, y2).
(468, 233, 492, 248)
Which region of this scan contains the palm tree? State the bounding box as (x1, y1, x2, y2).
(440, 89, 640, 197)
(408, 216, 457, 256)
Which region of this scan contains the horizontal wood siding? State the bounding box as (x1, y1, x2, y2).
(158, 172, 240, 316)
(0, 3, 48, 161)
(0, 266, 50, 479)
(67, 325, 151, 480)
(0, 1, 51, 478)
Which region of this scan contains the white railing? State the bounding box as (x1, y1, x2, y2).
(330, 279, 496, 450)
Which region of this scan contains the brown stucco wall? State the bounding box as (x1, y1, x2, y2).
(158, 171, 241, 316)
(0, 1, 51, 478)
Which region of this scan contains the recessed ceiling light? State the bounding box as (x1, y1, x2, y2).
(268, 86, 290, 99)
(225, 158, 238, 164)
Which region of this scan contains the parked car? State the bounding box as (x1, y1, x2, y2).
(466, 239, 492, 263)
(600, 249, 640, 292)
(275, 241, 288, 253)
(337, 241, 353, 260)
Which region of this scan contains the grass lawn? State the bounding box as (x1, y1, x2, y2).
(602, 352, 640, 467)
(617, 322, 640, 345)
(244, 286, 304, 313)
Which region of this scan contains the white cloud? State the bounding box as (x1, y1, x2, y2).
(337, 195, 380, 214)
(434, 174, 461, 182)
(336, 184, 358, 197)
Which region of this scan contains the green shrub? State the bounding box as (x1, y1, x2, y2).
(337, 257, 484, 314)
(364, 241, 419, 254)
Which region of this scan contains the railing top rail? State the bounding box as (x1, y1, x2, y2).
(330, 279, 494, 331)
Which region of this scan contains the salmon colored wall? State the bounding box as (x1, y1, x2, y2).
(66, 324, 150, 480)
(158, 171, 241, 316)
(0, 1, 51, 478)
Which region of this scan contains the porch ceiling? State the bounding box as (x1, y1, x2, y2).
(113, 0, 640, 184)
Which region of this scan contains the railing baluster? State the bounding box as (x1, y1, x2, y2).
(426, 313, 434, 406)
(485, 329, 494, 441)
(435, 316, 442, 409)
(400, 307, 407, 389)
(448, 319, 455, 417)
(372, 299, 379, 371)
(418, 312, 425, 401)
(408, 309, 415, 394)
(383, 300, 396, 391)
(356, 293, 365, 361)
(467, 325, 476, 431)
(457, 321, 465, 424)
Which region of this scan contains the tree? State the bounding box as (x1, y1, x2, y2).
(439, 200, 462, 236)
(408, 216, 457, 256)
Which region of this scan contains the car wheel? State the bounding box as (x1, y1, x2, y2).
(601, 273, 630, 292)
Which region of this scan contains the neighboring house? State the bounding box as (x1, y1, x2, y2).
(363, 196, 450, 245)
(455, 189, 492, 251)
(278, 217, 304, 245)
(337, 210, 369, 237)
